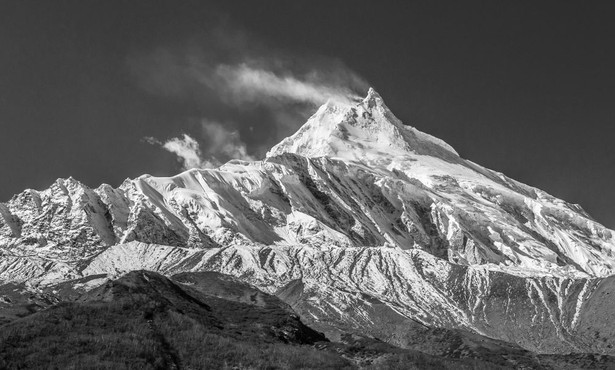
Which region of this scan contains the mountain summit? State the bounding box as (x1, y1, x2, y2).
(268, 88, 459, 164)
(2, 89, 615, 356)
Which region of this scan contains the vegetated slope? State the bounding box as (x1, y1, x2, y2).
(2, 89, 615, 359)
(169, 271, 615, 370)
(3, 271, 613, 370)
(0, 271, 341, 369)
(0, 270, 516, 370)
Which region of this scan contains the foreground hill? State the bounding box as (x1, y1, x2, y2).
(0, 271, 505, 369)
(0, 271, 339, 369)
(2, 271, 614, 369)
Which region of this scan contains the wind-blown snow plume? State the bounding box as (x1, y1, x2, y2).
(128, 47, 367, 109)
(215, 64, 361, 106)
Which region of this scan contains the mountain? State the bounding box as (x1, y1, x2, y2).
(2, 89, 615, 361)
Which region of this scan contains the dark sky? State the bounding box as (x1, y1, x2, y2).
(1, 1, 615, 227)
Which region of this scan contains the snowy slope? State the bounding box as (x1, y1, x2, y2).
(2, 89, 615, 354)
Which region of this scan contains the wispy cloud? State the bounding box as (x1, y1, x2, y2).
(200, 120, 254, 163)
(145, 134, 208, 170)
(129, 51, 366, 109)
(145, 121, 254, 170)
(215, 64, 361, 106)
(130, 18, 370, 166)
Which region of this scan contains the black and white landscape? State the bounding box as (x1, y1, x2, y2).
(2, 2, 615, 369)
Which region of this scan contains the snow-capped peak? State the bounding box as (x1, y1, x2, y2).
(266, 88, 459, 164)
(362, 86, 384, 107)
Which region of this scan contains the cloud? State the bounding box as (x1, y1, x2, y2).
(200, 120, 254, 162)
(145, 121, 254, 170)
(145, 134, 209, 170)
(129, 18, 370, 168)
(129, 50, 367, 109)
(215, 64, 361, 106)
(127, 18, 370, 109)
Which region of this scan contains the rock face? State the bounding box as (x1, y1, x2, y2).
(2, 89, 615, 355)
